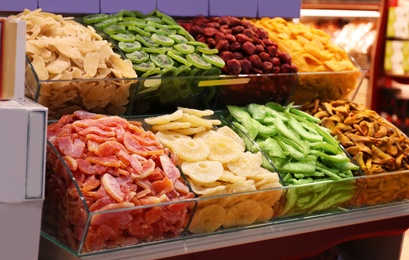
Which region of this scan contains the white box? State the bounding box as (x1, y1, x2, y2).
(0, 200, 44, 260)
(0, 98, 47, 203)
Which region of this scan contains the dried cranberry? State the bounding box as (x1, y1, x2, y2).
(262, 61, 273, 73)
(232, 52, 244, 60)
(249, 54, 263, 69)
(231, 26, 245, 34)
(226, 59, 242, 75)
(254, 44, 264, 54)
(207, 22, 221, 29)
(258, 52, 271, 61)
(225, 34, 237, 43)
(229, 42, 242, 52)
(257, 28, 269, 39)
(236, 33, 252, 44)
(203, 27, 219, 37)
(242, 41, 256, 56)
(215, 40, 229, 52)
(279, 52, 292, 65)
(267, 45, 277, 57)
(215, 32, 227, 42)
(219, 51, 235, 61)
(239, 59, 252, 74)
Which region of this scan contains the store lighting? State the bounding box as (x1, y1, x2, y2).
(300, 9, 380, 18)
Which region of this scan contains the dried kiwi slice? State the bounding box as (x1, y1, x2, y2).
(196, 46, 219, 55)
(147, 20, 169, 29)
(168, 34, 189, 44)
(202, 53, 225, 68)
(159, 66, 177, 77)
(154, 27, 177, 36)
(144, 25, 158, 34)
(118, 41, 142, 53)
(167, 50, 192, 67)
(145, 16, 165, 24)
(173, 43, 195, 54)
(186, 53, 212, 70)
(187, 41, 209, 49)
(126, 50, 149, 64)
(150, 53, 175, 68)
(103, 24, 127, 35)
(140, 67, 161, 78)
(151, 33, 175, 47)
(142, 47, 169, 54)
(82, 14, 110, 24)
(128, 26, 151, 37)
(178, 28, 196, 42)
(110, 33, 136, 43)
(172, 65, 191, 87)
(95, 17, 118, 29)
(133, 61, 156, 72)
(117, 10, 136, 18)
(134, 34, 159, 48)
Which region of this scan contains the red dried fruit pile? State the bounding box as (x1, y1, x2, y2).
(178, 16, 298, 75)
(43, 110, 194, 253)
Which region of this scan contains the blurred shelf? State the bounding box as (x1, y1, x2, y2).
(39, 202, 409, 260)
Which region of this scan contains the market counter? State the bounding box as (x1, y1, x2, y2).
(38, 202, 409, 260)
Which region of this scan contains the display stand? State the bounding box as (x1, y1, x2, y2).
(39, 202, 409, 260)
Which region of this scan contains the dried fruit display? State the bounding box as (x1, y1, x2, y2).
(44, 110, 194, 253)
(226, 102, 362, 217)
(178, 15, 298, 107)
(83, 10, 224, 114)
(178, 16, 297, 75)
(13, 9, 137, 119)
(144, 107, 283, 234)
(250, 17, 362, 104)
(301, 99, 409, 207)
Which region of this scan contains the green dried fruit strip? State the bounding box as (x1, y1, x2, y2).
(95, 17, 118, 29)
(196, 46, 219, 54)
(147, 20, 169, 29)
(202, 53, 225, 68)
(83, 14, 110, 24)
(150, 53, 175, 68)
(133, 61, 156, 72)
(118, 41, 142, 53)
(128, 26, 151, 37)
(167, 50, 192, 67)
(187, 41, 208, 49)
(151, 33, 175, 47)
(140, 67, 161, 78)
(186, 53, 212, 70)
(117, 10, 136, 18)
(110, 33, 136, 43)
(159, 66, 177, 77)
(134, 34, 159, 48)
(126, 50, 149, 63)
(173, 43, 195, 54)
